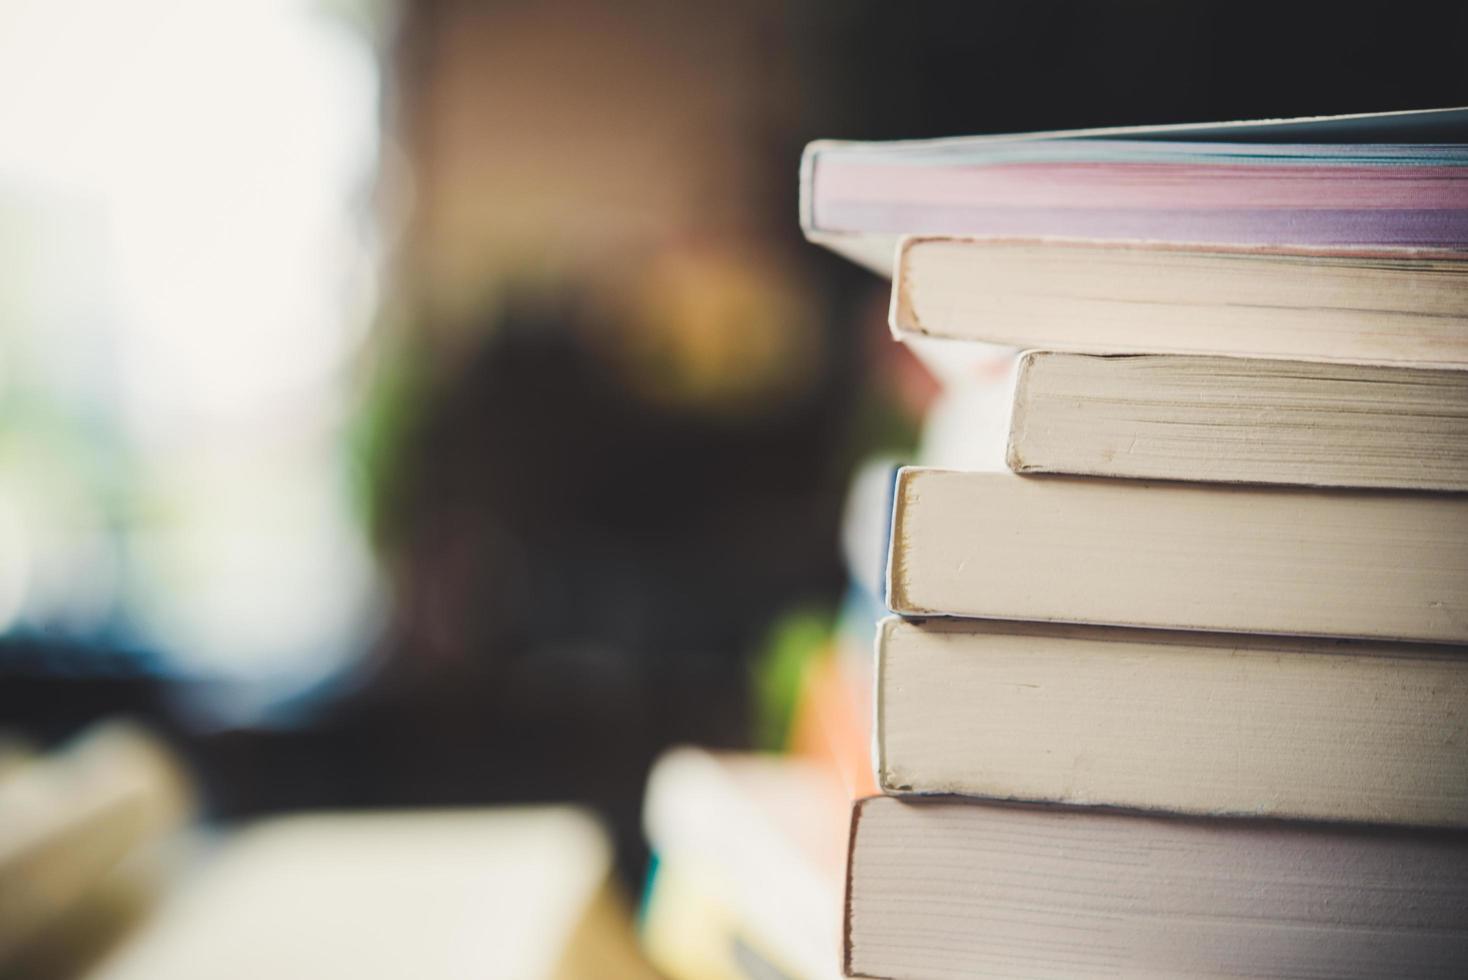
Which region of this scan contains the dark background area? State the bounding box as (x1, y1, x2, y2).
(4, 0, 1466, 885)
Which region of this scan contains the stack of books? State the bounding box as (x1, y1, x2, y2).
(819, 108, 1468, 979)
(643, 106, 1468, 980)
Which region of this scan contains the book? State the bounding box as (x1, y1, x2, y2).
(891, 237, 1468, 367)
(641, 748, 846, 980)
(845, 795, 1468, 980)
(799, 106, 1468, 276)
(89, 808, 654, 980)
(0, 722, 192, 972)
(919, 347, 1468, 490)
(887, 467, 1468, 643)
(875, 617, 1468, 827)
(641, 854, 793, 980)
(0, 735, 35, 782)
(1007, 351, 1468, 490)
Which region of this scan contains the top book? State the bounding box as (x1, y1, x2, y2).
(800, 107, 1468, 275)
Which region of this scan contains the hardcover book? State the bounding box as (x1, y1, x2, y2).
(800, 106, 1468, 276)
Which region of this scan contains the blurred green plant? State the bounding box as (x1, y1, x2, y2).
(749, 606, 834, 752)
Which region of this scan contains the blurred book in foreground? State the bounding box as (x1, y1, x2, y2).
(85, 807, 652, 980)
(0, 722, 192, 979)
(641, 748, 847, 980)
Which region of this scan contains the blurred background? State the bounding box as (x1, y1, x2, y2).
(3, 0, 1467, 932)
